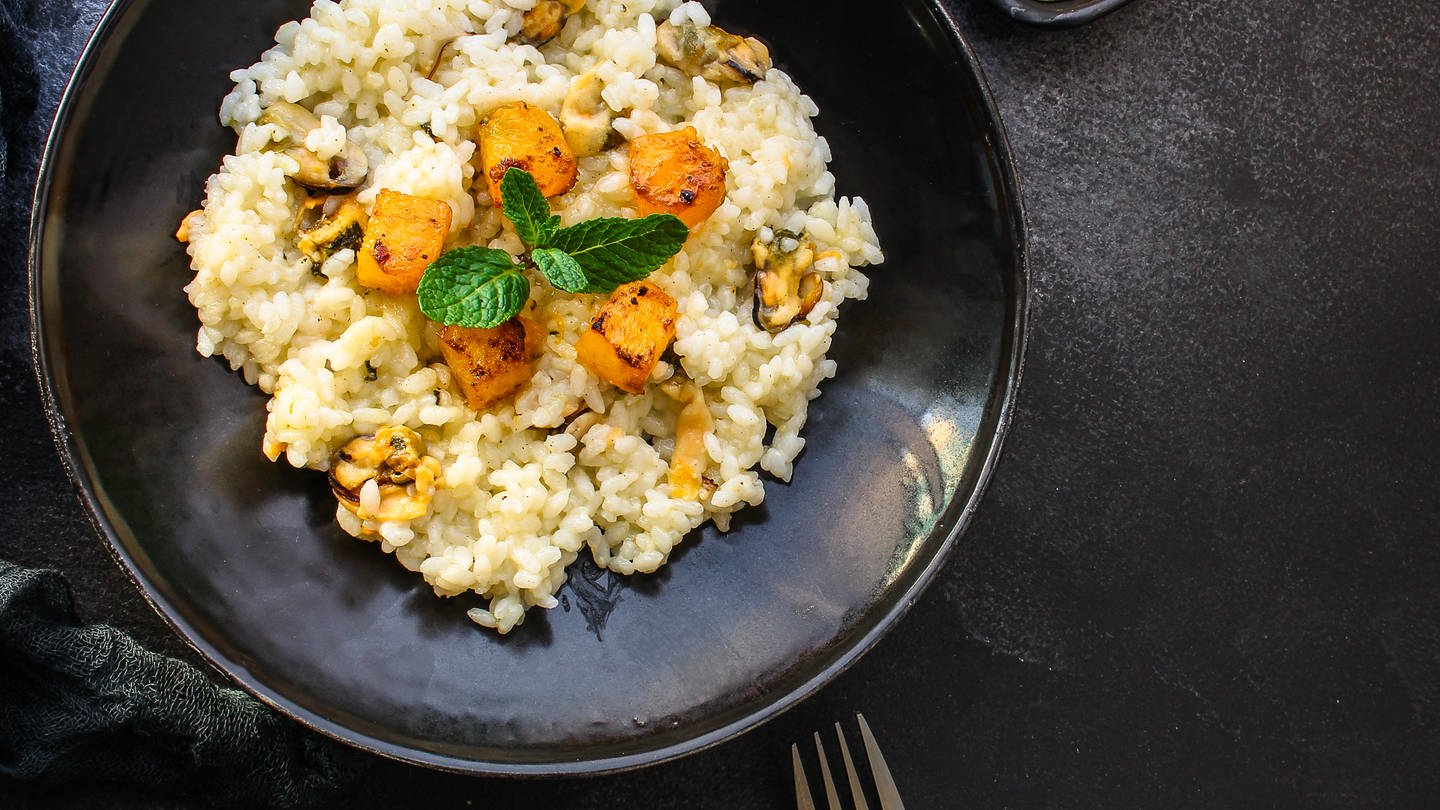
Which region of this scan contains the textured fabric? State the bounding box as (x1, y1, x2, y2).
(0, 560, 367, 807)
(0, 0, 36, 186)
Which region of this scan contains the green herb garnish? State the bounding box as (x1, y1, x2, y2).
(501, 167, 562, 248)
(546, 215, 692, 294)
(531, 247, 586, 293)
(415, 245, 529, 328)
(416, 167, 687, 329)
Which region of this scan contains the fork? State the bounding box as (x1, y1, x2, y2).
(791, 713, 906, 810)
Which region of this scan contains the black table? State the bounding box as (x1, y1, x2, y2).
(4, 0, 1438, 806)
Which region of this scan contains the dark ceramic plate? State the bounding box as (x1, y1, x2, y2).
(991, 0, 1134, 27)
(30, 0, 1027, 775)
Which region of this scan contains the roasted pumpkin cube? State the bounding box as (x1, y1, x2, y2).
(575, 281, 678, 394)
(438, 318, 543, 411)
(629, 127, 728, 228)
(478, 101, 578, 205)
(666, 382, 713, 500)
(357, 190, 452, 295)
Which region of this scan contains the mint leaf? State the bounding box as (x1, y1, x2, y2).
(548, 214, 688, 293)
(532, 248, 587, 293)
(416, 246, 529, 328)
(500, 167, 559, 247)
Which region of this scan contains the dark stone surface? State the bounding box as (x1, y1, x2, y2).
(4, 0, 1439, 806)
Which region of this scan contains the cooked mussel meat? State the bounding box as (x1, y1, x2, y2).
(656, 20, 771, 85)
(259, 101, 369, 191)
(329, 426, 441, 522)
(752, 230, 823, 332)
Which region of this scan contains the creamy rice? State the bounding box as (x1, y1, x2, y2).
(182, 0, 883, 632)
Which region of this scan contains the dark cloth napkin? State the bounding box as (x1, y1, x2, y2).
(0, 560, 367, 807)
(0, 0, 36, 186)
(0, 0, 367, 805)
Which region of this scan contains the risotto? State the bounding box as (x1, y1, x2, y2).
(180, 0, 883, 633)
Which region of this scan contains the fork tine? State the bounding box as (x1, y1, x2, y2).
(792, 743, 818, 810)
(856, 714, 906, 810)
(813, 732, 843, 810)
(834, 722, 871, 810)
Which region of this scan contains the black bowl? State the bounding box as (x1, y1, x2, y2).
(991, 0, 1134, 27)
(29, 0, 1028, 775)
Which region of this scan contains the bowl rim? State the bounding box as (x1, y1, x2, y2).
(27, 0, 1032, 776)
(990, 0, 1134, 28)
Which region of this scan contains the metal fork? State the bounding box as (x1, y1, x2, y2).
(791, 713, 906, 810)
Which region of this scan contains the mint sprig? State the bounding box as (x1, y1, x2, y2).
(546, 215, 690, 294)
(416, 246, 529, 329)
(416, 167, 687, 329)
(532, 247, 586, 293)
(501, 167, 560, 247)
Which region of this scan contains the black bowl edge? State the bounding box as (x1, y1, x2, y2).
(27, 0, 1031, 777)
(990, 0, 1134, 28)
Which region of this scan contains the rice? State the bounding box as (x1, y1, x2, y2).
(182, 0, 882, 633)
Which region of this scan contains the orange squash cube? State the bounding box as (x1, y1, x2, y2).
(667, 383, 713, 500)
(575, 281, 678, 394)
(438, 317, 542, 410)
(478, 102, 578, 205)
(357, 190, 452, 296)
(629, 127, 728, 228)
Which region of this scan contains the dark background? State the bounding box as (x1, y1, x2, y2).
(4, 0, 1439, 806)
